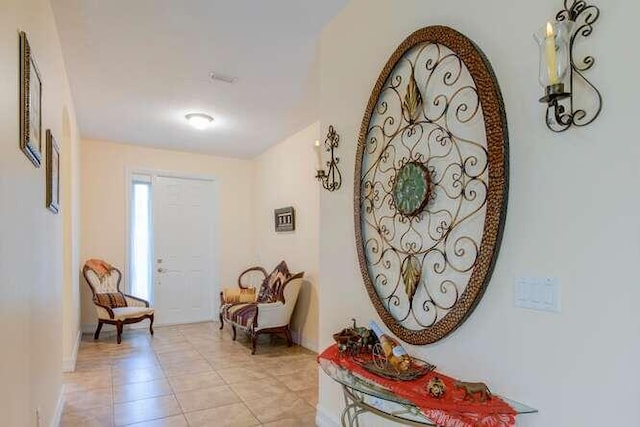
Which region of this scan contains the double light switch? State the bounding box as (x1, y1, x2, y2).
(514, 277, 561, 313)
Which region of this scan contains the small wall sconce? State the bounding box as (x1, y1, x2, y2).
(535, 1, 602, 132)
(315, 125, 342, 191)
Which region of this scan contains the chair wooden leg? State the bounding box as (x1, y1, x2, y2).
(219, 312, 224, 330)
(251, 331, 258, 355)
(94, 320, 104, 340)
(231, 324, 236, 341)
(116, 321, 123, 344)
(149, 314, 154, 336)
(285, 327, 293, 347)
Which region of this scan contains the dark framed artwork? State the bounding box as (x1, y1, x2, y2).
(274, 207, 295, 232)
(20, 31, 43, 167)
(46, 130, 60, 213)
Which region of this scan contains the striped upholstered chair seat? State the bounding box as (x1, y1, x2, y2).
(221, 302, 258, 329)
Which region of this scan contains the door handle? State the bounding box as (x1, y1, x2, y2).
(157, 268, 165, 273)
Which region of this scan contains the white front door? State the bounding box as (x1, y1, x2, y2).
(153, 175, 218, 325)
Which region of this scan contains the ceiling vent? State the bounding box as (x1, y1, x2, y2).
(209, 72, 237, 84)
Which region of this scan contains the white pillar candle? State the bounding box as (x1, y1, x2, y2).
(545, 22, 559, 85)
(314, 140, 323, 171)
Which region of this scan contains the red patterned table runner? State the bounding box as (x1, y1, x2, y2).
(318, 345, 516, 427)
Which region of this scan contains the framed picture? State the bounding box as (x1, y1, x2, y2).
(274, 207, 295, 232)
(20, 31, 43, 167)
(46, 130, 60, 213)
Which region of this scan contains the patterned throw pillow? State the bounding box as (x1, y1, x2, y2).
(257, 261, 291, 303)
(95, 292, 128, 308)
(223, 287, 257, 304)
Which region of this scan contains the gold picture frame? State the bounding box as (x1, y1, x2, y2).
(20, 31, 43, 167)
(46, 130, 60, 213)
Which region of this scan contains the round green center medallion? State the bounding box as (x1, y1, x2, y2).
(393, 162, 430, 216)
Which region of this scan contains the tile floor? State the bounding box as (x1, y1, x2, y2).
(61, 322, 318, 427)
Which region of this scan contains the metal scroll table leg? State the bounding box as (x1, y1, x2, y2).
(340, 383, 437, 427)
(341, 385, 364, 427)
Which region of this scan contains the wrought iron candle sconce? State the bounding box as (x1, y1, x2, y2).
(535, 0, 602, 132)
(315, 125, 342, 191)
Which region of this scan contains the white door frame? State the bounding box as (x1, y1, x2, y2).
(125, 167, 221, 323)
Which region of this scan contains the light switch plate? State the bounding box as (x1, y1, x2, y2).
(515, 277, 561, 313)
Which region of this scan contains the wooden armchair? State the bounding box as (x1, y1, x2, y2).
(219, 261, 304, 354)
(82, 259, 155, 344)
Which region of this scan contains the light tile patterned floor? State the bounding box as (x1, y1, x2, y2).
(61, 322, 318, 427)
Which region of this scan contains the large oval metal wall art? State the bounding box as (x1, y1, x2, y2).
(354, 26, 509, 345)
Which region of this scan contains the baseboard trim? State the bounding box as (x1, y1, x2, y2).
(82, 323, 99, 334)
(51, 384, 65, 427)
(316, 403, 340, 427)
(291, 330, 318, 353)
(63, 330, 82, 373)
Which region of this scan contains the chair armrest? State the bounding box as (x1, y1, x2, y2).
(255, 302, 288, 329)
(123, 294, 149, 307)
(93, 301, 114, 319)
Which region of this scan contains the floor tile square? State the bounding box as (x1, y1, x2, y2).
(229, 377, 290, 402)
(113, 366, 165, 386)
(244, 392, 316, 424)
(175, 384, 240, 413)
(114, 395, 181, 426)
(216, 367, 270, 384)
(64, 387, 112, 412)
(168, 371, 225, 393)
(114, 378, 173, 403)
(60, 405, 113, 427)
(125, 414, 188, 427)
(184, 402, 260, 427)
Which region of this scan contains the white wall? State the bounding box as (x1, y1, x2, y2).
(253, 121, 321, 351)
(0, 0, 82, 425)
(80, 139, 255, 330)
(317, 1, 640, 426)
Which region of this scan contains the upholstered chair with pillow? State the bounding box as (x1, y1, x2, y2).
(219, 261, 304, 354)
(82, 259, 155, 344)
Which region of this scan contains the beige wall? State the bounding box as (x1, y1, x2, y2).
(80, 139, 255, 329)
(0, 0, 81, 425)
(317, 1, 640, 426)
(62, 104, 82, 371)
(253, 122, 321, 351)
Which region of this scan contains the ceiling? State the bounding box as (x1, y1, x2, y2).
(51, 0, 347, 158)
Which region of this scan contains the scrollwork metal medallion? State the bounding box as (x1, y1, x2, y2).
(354, 26, 509, 345)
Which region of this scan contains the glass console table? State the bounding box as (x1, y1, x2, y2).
(319, 358, 537, 427)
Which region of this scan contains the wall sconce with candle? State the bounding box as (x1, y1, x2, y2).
(535, 0, 602, 132)
(315, 125, 342, 191)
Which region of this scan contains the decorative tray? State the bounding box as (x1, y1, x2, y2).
(352, 355, 436, 381)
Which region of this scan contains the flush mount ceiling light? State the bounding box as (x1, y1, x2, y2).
(185, 113, 214, 130)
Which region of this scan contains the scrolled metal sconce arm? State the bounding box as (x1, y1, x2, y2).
(316, 125, 342, 192)
(539, 0, 602, 132)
